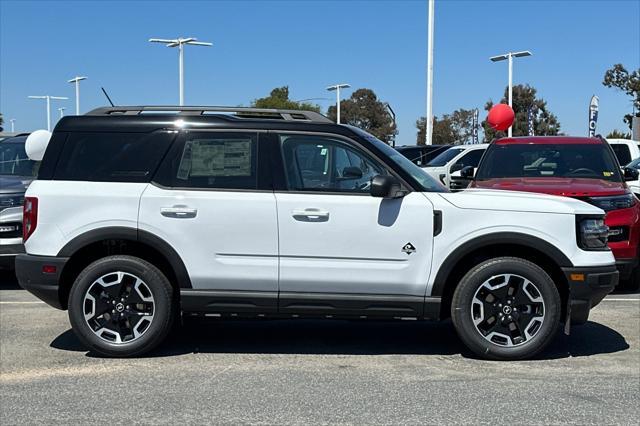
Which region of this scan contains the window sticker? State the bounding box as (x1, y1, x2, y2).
(603, 171, 613, 177)
(186, 139, 252, 177)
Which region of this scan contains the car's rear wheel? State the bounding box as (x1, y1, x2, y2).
(68, 255, 175, 357)
(451, 257, 561, 360)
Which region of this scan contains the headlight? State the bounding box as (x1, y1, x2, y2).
(577, 217, 609, 250)
(587, 194, 636, 211)
(0, 194, 25, 212)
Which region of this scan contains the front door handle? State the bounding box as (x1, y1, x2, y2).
(292, 208, 330, 222)
(161, 206, 197, 219)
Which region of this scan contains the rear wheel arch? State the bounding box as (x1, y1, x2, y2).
(57, 227, 191, 309)
(432, 233, 571, 320)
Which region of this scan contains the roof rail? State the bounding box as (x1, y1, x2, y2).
(85, 106, 333, 123)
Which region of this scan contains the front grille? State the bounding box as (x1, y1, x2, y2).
(0, 222, 21, 239)
(608, 226, 629, 243)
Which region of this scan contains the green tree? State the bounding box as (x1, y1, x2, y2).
(251, 86, 321, 112)
(415, 108, 476, 145)
(482, 84, 561, 142)
(0, 113, 4, 131)
(606, 129, 632, 139)
(602, 64, 640, 129)
(327, 88, 397, 144)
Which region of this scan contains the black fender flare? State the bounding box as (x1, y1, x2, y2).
(57, 226, 192, 288)
(430, 232, 573, 296)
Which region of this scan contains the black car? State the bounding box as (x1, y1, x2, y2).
(395, 145, 451, 167)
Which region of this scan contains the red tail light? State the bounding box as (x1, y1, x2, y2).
(23, 197, 38, 242)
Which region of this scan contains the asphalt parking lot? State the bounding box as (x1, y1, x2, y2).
(1, 270, 639, 425)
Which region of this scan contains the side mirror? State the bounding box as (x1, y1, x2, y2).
(622, 167, 639, 182)
(460, 166, 475, 179)
(370, 175, 405, 198)
(341, 166, 363, 180)
(450, 163, 464, 173)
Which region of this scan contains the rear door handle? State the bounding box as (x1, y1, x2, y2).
(161, 206, 197, 219)
(292, 208, 330, 222)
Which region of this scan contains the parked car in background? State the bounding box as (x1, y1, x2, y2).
(0, 135, 36, 269)
(607, 138, 640, 166)
(396, 145, 451, 167)
(421, 144, 488, 189)
(627, 157, 640, 197)
(15, 106, 618, 360)
(466, 136, 639, 288)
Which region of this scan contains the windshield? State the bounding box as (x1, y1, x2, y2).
(476, 143, 623, 182)
(426, 147, 464, 167)
(348, 127, 447, 192)
(0, 138, 38, 177)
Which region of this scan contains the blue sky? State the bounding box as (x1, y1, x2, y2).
(1, 0, 638, 144)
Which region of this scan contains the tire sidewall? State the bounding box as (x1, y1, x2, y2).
(68, 255, 174, 357)
(452, 258, 561, 360)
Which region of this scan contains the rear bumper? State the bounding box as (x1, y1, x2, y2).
(563, 265, 619, 324)
(0, 243, 24, 269)
(15, 254, 68, 309)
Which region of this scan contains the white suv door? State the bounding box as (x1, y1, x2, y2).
(274, 133, 435, 314)
(139, 131, 278, 294)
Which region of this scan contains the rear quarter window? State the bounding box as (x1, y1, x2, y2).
(53, 131, 175, 182)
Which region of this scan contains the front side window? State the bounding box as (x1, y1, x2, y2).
(155, 132, 258, 190)
(476, 143, 623, 182)
(426, 147, 464, 167)
(611, 144, 632, 166)
(455, 148, 485, 169)
(280, 135, 385, 193)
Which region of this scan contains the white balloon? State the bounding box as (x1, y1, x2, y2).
(25, 130, 52, 161)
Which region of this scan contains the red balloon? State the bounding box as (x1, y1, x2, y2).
(487, 104, 515, 132)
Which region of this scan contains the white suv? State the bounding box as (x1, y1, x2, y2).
(421, 144, 488, 189)
(16, 106, 619, 360)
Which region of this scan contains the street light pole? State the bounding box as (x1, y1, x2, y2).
(490, 50, 532, 137)
(68, 76, 87, 115)
(9, 119, 15, 132)
(426, 0, 435, 145)
(149, 37, 213, 106)
(28, 95, 68, 131)
(326, 83, 351, 124)
(58, 107, 66, 118)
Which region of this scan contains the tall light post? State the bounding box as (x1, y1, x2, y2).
(9, 119, 16, 132)
(58, 107, 66, 118)
(490, 50, 532, 137)
(68, 76, 87, 115)
(426, 0, 435, 145)
(326, 83, 350, 124)
(28, 95, 68, 131)
(149, 37, 213, 106)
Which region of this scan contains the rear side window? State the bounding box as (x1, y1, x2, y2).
(53, 132, 174, 182)
(154, 132, 259, 190)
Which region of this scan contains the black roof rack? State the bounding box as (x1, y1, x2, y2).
(85, 106, 333, 123)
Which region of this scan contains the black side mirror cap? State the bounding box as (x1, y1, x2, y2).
(450, 163, 464, 173)
(460, 166, 475, 179)
(370, 175, 405, 198)
(623, 167, 639, 182)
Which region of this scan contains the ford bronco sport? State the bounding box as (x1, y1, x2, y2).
(16, 106, 619, 360)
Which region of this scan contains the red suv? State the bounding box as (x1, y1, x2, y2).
(467, 136, 640, 288)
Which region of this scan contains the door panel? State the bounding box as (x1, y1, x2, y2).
(275, 133, 434, 298)
(139, 131, 278, 293)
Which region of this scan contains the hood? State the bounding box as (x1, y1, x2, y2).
(0, 175, 33, 195)
(440, 188, 604, 215)
(472, 177, 627, 197)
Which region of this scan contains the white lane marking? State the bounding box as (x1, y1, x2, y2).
(0, 301, 46, 304)
(602, 298, 640, 302)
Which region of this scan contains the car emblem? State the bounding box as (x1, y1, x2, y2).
(402, 243, 416, 255)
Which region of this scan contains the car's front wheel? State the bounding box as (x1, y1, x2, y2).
(451, 257, 561, 360)
(68, 255, 175, 357)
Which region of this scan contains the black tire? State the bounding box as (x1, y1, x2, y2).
(451, 257, 561, 361)
(618, 266, 640, 292)
(68, 255, 175, 357)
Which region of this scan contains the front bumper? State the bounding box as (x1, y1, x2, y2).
(15, 254, 69, 309)
(563, 265, 619, 324)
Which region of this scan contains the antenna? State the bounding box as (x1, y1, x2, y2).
(101, 87, 115, 107)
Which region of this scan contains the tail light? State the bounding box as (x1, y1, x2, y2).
(23, 197, 38, 242)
